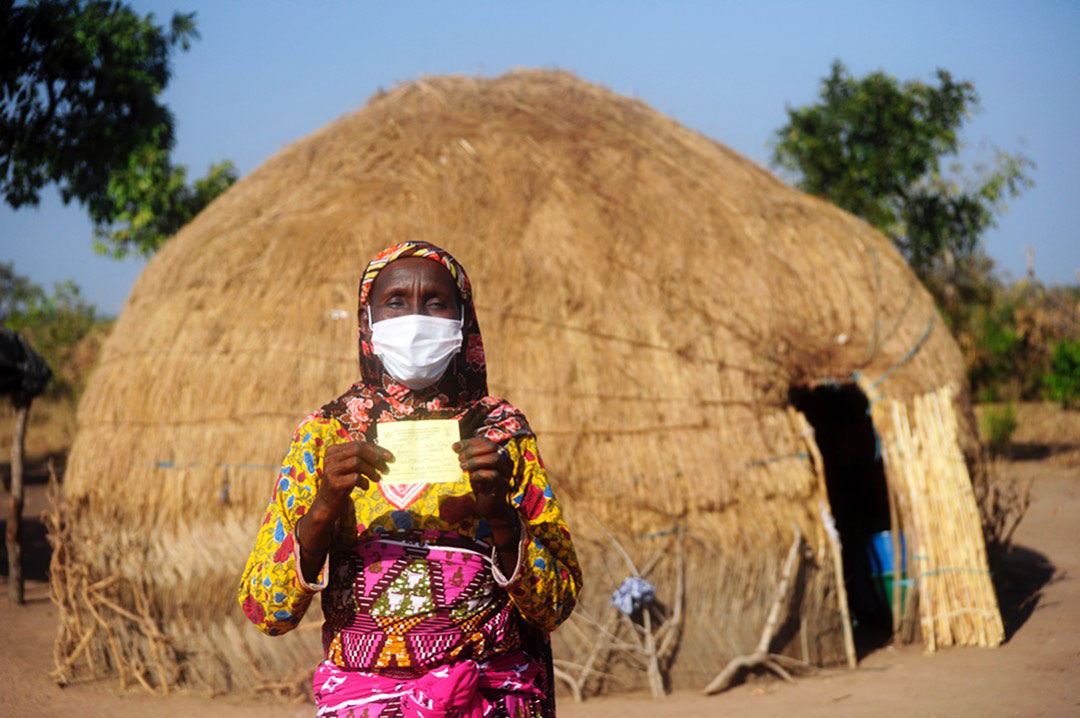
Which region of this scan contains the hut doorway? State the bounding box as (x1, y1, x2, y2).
(789, 383, 894, 653)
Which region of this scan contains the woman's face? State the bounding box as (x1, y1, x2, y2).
(369, 257, 461, 323)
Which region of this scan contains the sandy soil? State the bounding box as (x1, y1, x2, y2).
(2, 454, 1078, 717)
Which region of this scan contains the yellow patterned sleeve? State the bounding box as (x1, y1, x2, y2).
(501, 435, 583, 632)
(237, 414, 351, 636)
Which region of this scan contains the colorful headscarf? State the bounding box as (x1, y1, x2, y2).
(320, 242, 530, 444)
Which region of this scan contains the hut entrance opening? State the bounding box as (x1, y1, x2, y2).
(789, 382, 894, 653)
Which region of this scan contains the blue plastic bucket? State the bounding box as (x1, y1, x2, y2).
(865, 531, 911, 618)
(867, 530, 906, 575)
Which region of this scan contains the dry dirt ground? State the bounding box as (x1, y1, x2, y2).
(2, 405, 1078, 717)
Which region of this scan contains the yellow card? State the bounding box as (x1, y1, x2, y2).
(376, 419, 465, 486)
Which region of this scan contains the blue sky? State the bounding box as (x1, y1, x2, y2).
(3, 0, 1078, 315)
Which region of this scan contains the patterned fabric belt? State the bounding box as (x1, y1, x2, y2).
(324, 535, 520, 672)
(313, 652, 545, 718)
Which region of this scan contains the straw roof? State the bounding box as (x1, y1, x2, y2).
(57, 70, 977, 693)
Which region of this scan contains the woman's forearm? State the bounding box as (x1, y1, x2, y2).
(296, 497, 341, 584)
(490, 507, 523, 576)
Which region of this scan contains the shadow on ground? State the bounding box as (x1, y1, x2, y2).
(1006, 441, 1078, 461)
(0, 514, 50, 582)
(1, 452, 67, 488)
(994, 543, 1058, 642)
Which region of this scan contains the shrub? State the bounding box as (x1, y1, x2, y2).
(943, 273, 1080, 404)
(970, 301, 1022, 395)
(981, 403, 1018, 454)
(1044, 339, 1080, 409)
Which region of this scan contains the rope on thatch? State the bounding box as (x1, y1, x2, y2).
(869, 276, 921, 361)
(859, 313, 938, 398)
(863, 245, 883, 360)
(703, 527, 818, 695)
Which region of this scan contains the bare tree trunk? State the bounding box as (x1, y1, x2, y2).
(7, 400, 29, 605)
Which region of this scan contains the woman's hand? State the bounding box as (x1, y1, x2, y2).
(316, 440, 392, 513)
(453, 437, 514, 519)
(454, 438, 521, 564)
(297, 441, 392, 583)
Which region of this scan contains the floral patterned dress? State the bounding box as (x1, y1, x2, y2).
(239, 414, 579, 638)
(238, 241, 582, 717)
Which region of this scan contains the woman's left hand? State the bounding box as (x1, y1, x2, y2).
(453, 437, 515, 523)
(454, 438, 522, 568)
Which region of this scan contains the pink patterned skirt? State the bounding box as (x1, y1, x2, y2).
(315, 535, 548, 717)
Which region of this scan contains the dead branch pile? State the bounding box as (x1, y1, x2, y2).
(45, 461, 178, 694)
(555, 527, 685, 700)
(975, 458, 1033, 562)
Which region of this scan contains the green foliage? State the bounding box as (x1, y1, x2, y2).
(0, 261, 99, 395)
(772, 60, 1033, 276)
(0, 0, 192, 212)
(1043, 339, 1080, 409)
(968, 297, 1023, 401)
(980, 403, 1018, 453)
(0, 0, 235, 256)
(923, 250, 998, 333)
(0, 258, 43, 322)
(942, 273, 1080, 403)
(94, 133, 237, 257)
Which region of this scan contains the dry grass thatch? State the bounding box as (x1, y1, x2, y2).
(53, 69, 992, 695)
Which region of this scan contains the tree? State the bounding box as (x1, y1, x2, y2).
(0, 0, 236, 257)
(0, 259, 43, 323)
(772, 60, 1033, 277)
(1, 261, 98, 395)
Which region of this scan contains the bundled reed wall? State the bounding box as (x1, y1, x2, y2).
(53, 70, 978, 694)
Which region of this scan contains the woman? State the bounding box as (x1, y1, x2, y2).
(239, 242, 581, 717)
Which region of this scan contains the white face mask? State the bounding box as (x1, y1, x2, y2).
(368, 307, 464, 390)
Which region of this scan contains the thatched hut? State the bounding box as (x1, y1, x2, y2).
(52, 70, 1002, 695)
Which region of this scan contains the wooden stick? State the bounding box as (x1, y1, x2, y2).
(595, 520, 641, 578)
(81, 578, 128, 691)
(561, 527, 685, 701)
(655, 530, 685, 659)
(887, 480, 903, 639)
(793, 410, 856, 669)
(132, 581, 171, 694)
(554, 609, 617, 702)
(49, 624, 97, 683)
(819, 501, 857, 669)
(703, 528, 803, 695)
(552, 665, 582, 703)
(763, 658, 794, 683)
(799, 614, 809, 663)
(6, 400, 29, 605)
(641, 599, 664, 698)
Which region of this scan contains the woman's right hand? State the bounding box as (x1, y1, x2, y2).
(316, 440, 393, 513)
(298, 441, 392, 584)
